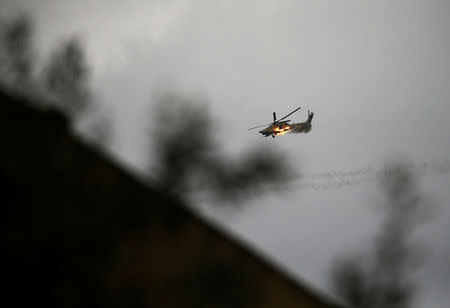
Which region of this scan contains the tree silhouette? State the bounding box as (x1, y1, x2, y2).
(330, 163, 428, 308)
(150, 91, 295, 203)
(0, 14, 34, 90)
(42, 37, 91, 118)
(0, 11, 113, 147)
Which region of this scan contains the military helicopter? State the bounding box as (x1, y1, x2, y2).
(248, 107, 302, 138)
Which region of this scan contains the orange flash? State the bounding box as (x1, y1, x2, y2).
(273, 126, 291, 136)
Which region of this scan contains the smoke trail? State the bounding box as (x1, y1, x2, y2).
(297, 159, 450, 190)
(194, 159, 449, 204)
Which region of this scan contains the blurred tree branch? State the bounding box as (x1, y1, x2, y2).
(330, 162, 429, 308)
(149, 92, 295, 203)
(41, 37, 91, 118)
(0, 13, 34, 90)
(0, 12, 113, 148)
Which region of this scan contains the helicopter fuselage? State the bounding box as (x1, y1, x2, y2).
(247, 107, 304, 137)
(259, 121, 291, 138)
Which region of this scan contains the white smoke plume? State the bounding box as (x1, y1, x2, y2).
(297, 159, 450, 190)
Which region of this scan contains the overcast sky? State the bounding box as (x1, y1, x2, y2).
(2, 1, 449, 306)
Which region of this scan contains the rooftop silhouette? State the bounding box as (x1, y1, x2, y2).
(1, 88, 341, 308)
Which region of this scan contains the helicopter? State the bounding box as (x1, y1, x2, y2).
(248, 107, 314, 138)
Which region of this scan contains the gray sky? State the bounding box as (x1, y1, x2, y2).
(2, 1, 449, 306)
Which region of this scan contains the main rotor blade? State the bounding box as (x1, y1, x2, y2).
(248, 123, 272, 130)
(248, 119, 291, 130)
(275, 106, 301, 123)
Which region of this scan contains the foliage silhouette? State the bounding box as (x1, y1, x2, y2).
(0, 12, 113, 147)
(0, 13, 34, 90)
(42, 37, 91, 118)
(330, 163, 428, 308)
(150, 92, 295, 203)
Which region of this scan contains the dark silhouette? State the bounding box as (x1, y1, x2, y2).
(0, 13, 34, 91)
(1, 87, 340, 308)
(0, 13, 113, 147)
(330, 162, 429, 308)
(42, 37, 91, 118)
